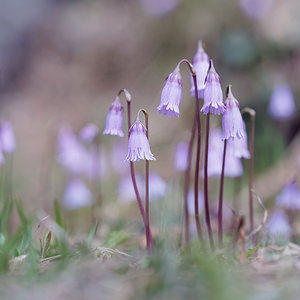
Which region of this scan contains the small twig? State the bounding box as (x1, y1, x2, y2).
(246, 189, 268, 240)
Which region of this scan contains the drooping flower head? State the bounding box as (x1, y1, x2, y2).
(80, 123, 99, 142)
(103, 96, 124, 137)
(190, 40, 210, 98)
(0, 121, 16, 153)
(126, 113, 155, 162)
(227, 121, 251, 159)
(201, 60, 225, 115)
(157, 64, 182, 118)
(276, 180, 300, 210)
(268, 84, 296, 121)
(173, 140, 189, 171)
(62, 178, 93, 210)
(222, 85, 245, 140)
(266, 209, 292, 237)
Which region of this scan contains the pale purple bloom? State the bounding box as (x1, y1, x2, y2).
(201, 60, 225, 115)
(110, 141, 129, 175)
(62, 178, 93, 210)
(227, 122, 251, 159)
(118, 174, 143, 203)
(266, 210, 291, 237)
(148, 172, 167, 200)
(201, 128, 243, 178)
(190, 41, 210, 98)
(80, 123, 99, 142)
(276, 181, 300, 210)
(210, 201, 232, 221)
(268, 84, 296, 121)
(240, 0, 273, 19)
(173, 140, 189, 171)
(0, 121, 16, 153)
(139, 0, 180, 16)
(126, 119, 155, 162)
(187, 188, 204, 215)
(118, 172, 165, 203)
(103, 96, 124, 137)
(57, 125, 87, 174)
(157, 65, 182, 118)
(222, 85, 245, 140)
(224, 146, 244, 177)
(84, 145, 107, 180)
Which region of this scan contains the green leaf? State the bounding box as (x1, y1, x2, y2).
(246, 245, 261, 258)
(88, 222, 98, 248)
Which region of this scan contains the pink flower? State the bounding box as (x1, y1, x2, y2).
(157, 65, 182, 118)
(126, 118, 155, 162)
(57, 125, 87, 174)
(190, 41, 210, 98)
(222, 85, 245, 140)
(268, 84, 296, 121)
(266, 209, 291, 237)
(173, 140, 189, 171)
(276, 181, 300, 210)
(80, 123, 99, 142)
(62, 178, 93, 210)
(103, 96, 124, 137)
(201, 128, 243, 177)
(0, 121, 16, 153)
(227, 122, 251, 159)
(201, 60, 225, 115)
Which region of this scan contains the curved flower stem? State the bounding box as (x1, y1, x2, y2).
(204, 112, 215, 250)
(119, 89, 154, 251)
(177, 59, 204, 247)
(140, 109, 155, 251)
(183, 116, 196, 246)
(218, 139, 227, 247)
(242, 107, 256, 236)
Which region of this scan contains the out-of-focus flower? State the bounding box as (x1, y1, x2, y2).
(222, 85, 245, 140)
(268, 84, 296, 121)
(190, 40, 210, 98)
(228, 122, 251, 159)
(80, 123, 99, 142)
(57, 125, 87, 174)
(110, 141, 129, 175)
(0, 121, 16, 153)
(148, 172, 167, 200)
(201, 60, 225, 115)
(210, 201, 232, 221)
(173, 140, 189, 171)
(201, 128, 243, 177)
(118, 172, 165, 203)
(157, 65, 182, 118)
(62, 178, 93, 210)
(139, 0, 180, 16)
(266, 209, 291, 237)
(186, 188, 204, 215)
(239, 0, 273, 20)
(276, 181, 300, 210)
(103, 96, 124, 137)
(224, 145, 244, 177)
(126, 118, 155, 162)
(84, 145, 107, 180)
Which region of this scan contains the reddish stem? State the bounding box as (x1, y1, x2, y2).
(204, 112, 215, 250)
(218, 139, 227, 247)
